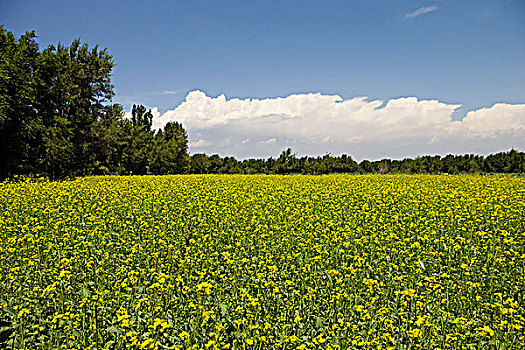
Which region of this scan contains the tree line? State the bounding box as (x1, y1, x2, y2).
(1, 27, 524, 179)
(190, 148, 525, 175)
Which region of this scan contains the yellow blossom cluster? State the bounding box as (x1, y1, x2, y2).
(0, 174, 524, 349)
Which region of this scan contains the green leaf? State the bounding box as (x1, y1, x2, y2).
(315, 316, 323, 328)
(3, 307, 15, 317)
(106, 326, 120, 334)
(0, 326, 14, 333)
(219, 303, 228, 316)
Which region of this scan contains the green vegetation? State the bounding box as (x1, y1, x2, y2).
(188, 148, 525, 175)
(1, 175, 524, 349)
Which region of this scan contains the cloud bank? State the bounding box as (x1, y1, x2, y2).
(406, 6, 438, 18)
(151, 90, 525, 160)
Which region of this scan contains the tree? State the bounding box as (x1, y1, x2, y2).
(123, 105, 154, 174)
(152, 121, 189, 174)
(208, 155, 224, 174)
(221, 157, 241, 174)
(190, 154, 211, 174)
(36, 39, 115, 177)
(339, 154, 358, 173)
(131, 104, 153, 130)
(1, 27, 116, 178)
(469, 159, 479, 173)
(89, 104, 127, 174)
(274, 148, 297, 174)
(359, 160, 374, 174)
(0, 27, 40, 178)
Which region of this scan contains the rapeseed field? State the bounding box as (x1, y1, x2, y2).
(0, 175, 524, 349)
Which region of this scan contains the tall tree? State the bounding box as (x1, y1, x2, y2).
(1, 27, 117, 178)
(0, 28, 39, 178)
(89, 104, 128, 174)
(152, 121, 189, 174)
(124, 105, 155, 174)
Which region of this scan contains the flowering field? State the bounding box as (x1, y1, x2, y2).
(0, 175, 524, 349)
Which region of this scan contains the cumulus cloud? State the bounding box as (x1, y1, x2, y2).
(151, 90, 525, 160)
(406, 5, 438, 18)
(461, 104, 525, 137)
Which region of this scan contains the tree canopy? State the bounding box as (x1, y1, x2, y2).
(188, 149, 525, 175)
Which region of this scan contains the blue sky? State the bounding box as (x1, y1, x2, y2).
(2, 0, 524, 159)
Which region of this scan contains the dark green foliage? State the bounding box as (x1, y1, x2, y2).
(185, 149, 525, 175)
(190, 154, 211, 174)
(151, 122, 190, 174)
(0, 29, 40, 178)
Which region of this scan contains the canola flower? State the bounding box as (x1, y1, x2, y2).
(0, 174, 524, 349)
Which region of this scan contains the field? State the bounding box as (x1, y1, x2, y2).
(0, 175, 524, 349)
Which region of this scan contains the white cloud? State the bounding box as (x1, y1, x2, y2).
(259, 138, 277, 145)
(406, 5, 438, 18)
(190, 139, 212, 148)
(160, 90, 181, 95)
(151, 90, 525, 160)
(461, 103, 525, 137)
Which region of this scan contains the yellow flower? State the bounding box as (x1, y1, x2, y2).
(196, 281, 213, 296)
(478, 325, 495, 337)
(17, 308, 30, 319)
